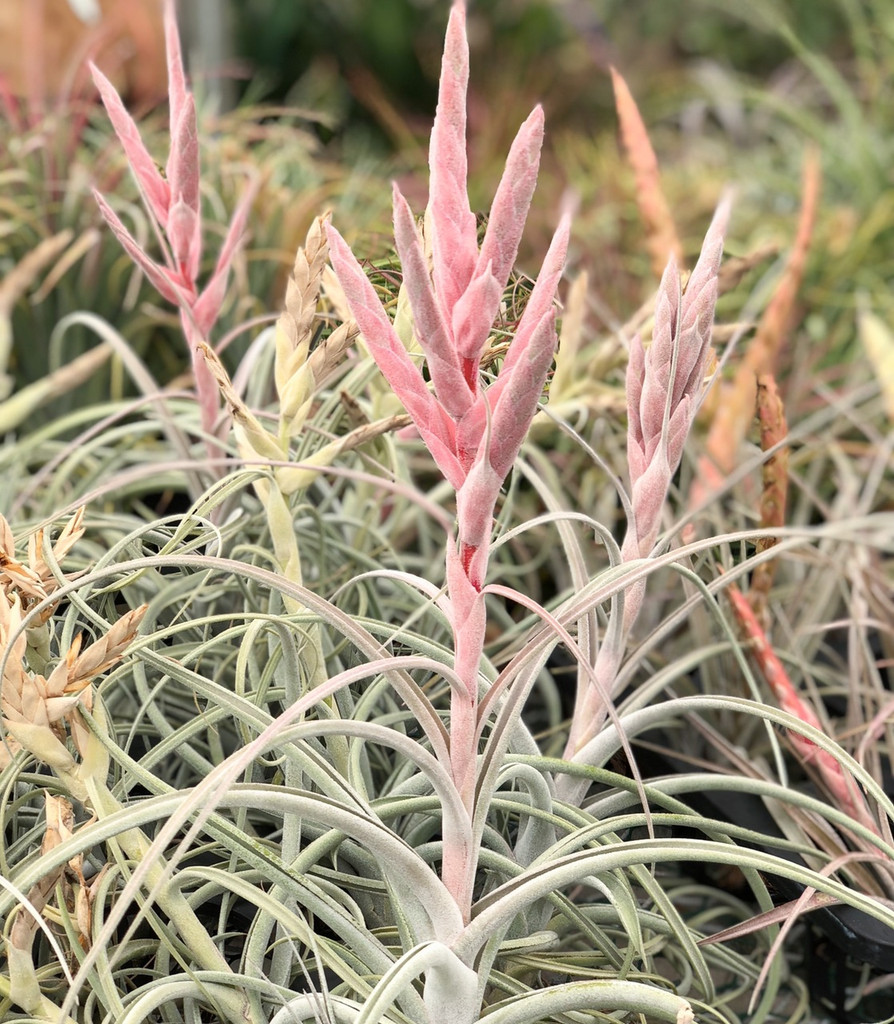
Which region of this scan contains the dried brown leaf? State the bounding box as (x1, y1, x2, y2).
(749, 373, 789, 615)
(68, 604, 147, 689)
(697, 892, 841, 947)
(305, 319, 359, 388)
(276, 413, 412, 496)
(51, 507, 87, 565)
(199, 342, 283, 462)
(717, 241, 779, 294)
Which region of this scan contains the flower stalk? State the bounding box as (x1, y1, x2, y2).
(327, 0, 569, 918)
(564, 199, 729, 762)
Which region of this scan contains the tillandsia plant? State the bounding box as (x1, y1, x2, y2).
(0, 511, 149, 1020)
(6, 4, 894, 1024)
(90, 0, 255, 453)
(563, 198, 729, 767)
(327, 0, 571, 916)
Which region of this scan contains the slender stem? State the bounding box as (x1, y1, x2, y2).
(443, 540, 490, 922)
(180, 312, 223, 461)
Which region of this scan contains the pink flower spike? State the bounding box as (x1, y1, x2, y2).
(488, 211, 570, 409)
(445, 541, 487, 686)
(451, 263, 502, 368)
(164, 0, 189, 131)
(428, 0, 478, 316)
(167, 198, 201, 285)
(626, 334, 646, 478)
(392, 184, 474, 419)
(674, 196, 730, 403)
(637, 197, 729, 464)
(166, 92, 202, 279)
(475, 106, 545, 292)
(487, 309, 557, 480)
(166, 91, 201, 212)
(93, 190, 180, 305)
(326, 222, 465, 489)
(455, 457, 502, 565)
(193, 177, 258, 335)
(639, 255, 680, 448)
(90, 63, 170, 227)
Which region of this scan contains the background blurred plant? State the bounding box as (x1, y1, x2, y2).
(91, 0, 258, 451)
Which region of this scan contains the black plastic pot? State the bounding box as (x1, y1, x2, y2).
(631, 742, 894, 973)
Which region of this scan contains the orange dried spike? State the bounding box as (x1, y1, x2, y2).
(610, 67, 683, 278)
(748, 147, 821, 379)
(696, 148, 821, 494)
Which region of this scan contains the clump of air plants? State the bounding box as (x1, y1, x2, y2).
(0, 511, 149, 1019)
(71, 4, 740, 1022)
(0, 510, 261, 1023)
(3, 3, 893, 1024)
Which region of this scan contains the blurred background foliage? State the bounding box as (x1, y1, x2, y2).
(218, 0, 894, 389)
(212, 0, 894, 307)
(226, 0, 853, 127)
(1, 0, 892, 424)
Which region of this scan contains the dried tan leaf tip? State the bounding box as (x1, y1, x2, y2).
(275, 216, 351, 433)
(9, 793, 73, 950)
(749, 373, 789, 616)
(610, 66, 682, 279)
(66, 603, 148, 691)
(0, 509, 86, 621)
(278, 215, 330, 356)
(1, 598, 147, 770)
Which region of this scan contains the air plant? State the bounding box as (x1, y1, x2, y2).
(4, 3, 894, 1024)
(47, 6, 718, 1022)
(90, 0, 255, 448)
(563, 198, 729, 764)
(327, 0, 570, 916)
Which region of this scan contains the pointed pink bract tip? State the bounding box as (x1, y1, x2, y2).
(444, 1, 467, 55)
(324, 221, 344, 249)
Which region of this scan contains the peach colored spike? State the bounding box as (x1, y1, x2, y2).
(611, 67, 683, 278)
(696, 149, 820, 496)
